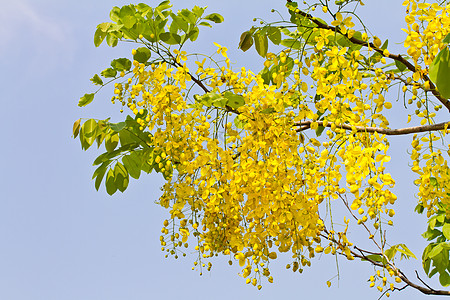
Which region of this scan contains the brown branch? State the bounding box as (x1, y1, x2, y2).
(416, 270, 435, 291)
(295, 120, 450, 135)
(321, 228, 450, 295)
(290, 7, 450, 111)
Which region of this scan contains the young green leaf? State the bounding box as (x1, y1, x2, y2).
(90, 74, 103, 86)
(94, 28, 107, 47)
(204, 13, 224, 23)
(198, 21, 212, 28)
(78, 93, 95, 107)
(101, 68, 117, 78)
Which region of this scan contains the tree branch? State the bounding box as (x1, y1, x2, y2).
(288, 4, 450, 111)
(295, 120, 450, 135)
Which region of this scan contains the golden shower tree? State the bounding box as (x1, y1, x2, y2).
(74, 0, 450, 296)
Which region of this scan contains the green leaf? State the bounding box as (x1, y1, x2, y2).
(443, 223, 450, 240)
(118, 129, 139, 146)
(429, 243, 444, 258)
(111, 58, 132, 71)
(395, 59, 407, 72)
(280, 38, 302, 50)
(82, 119, 97, 138)
(396, 244, 417, 259)
(93, 162, 108, 191)
(204, 13, 224, 23)
(254, 32, 268, 58)
(133, 47, 151, 63)
(105, 168, 117, 195)
(170, 13, 189, 33)
(119, 5, 137, 29)
(430, 217, 437, 230)
(180, 9, 197, 24)
(114, 162, 129, 193)
(430, 267, 439, 278)
(267, 27, 281, 45)
(424, 257, 431, 275)
(429, 47, 450, 99)
(78, 93, 95, 107)
(198, 21, 212, 28)
(93, 152, 111, 166)
(195, 92, 226, 107)
(156, 0, 173, 12)
(110, 7, 120, 22)
(439, 271, 450, 286)
(110, 121, 126, 132)
(315, 125, 325, 137)
(415, 203, 425, 214)
(159, 32, 182, 45)
(105, 134, 119, 152)
(122, 153, 142, 179)
(259, 67, 270, 85)
(362, 254, 383, 263)
(239, 31, 254, 52)
(73, 119, 81, 138)
(90, 74, 103, 86)
(94, 28, 107, 47)
(234, 117, 247, 129)
(261, 107, 275, 114)
(187, 27, 200, 42)
(422, 228, 442, 241)
(106, 32, 119, 47)
(101, 68, 117, 78)
(192, 5, 205, 18)
(385, 245, 397, 261)
(224, 92, 245, 109)
(80, 119, 97, 150)
(443, 33, 450, 44)
(430, 176, 438, 187)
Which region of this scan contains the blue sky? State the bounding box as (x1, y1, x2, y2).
(0, 0, 442, 299)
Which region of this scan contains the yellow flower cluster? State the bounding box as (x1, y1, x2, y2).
(402, 0, 450, 74)
(410, 132, 450, 216)
(111, 37, 401, 286)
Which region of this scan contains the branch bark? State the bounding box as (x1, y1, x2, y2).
(295, 120, 450, 135)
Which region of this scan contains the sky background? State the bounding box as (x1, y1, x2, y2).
(0, 0, 445, 299)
